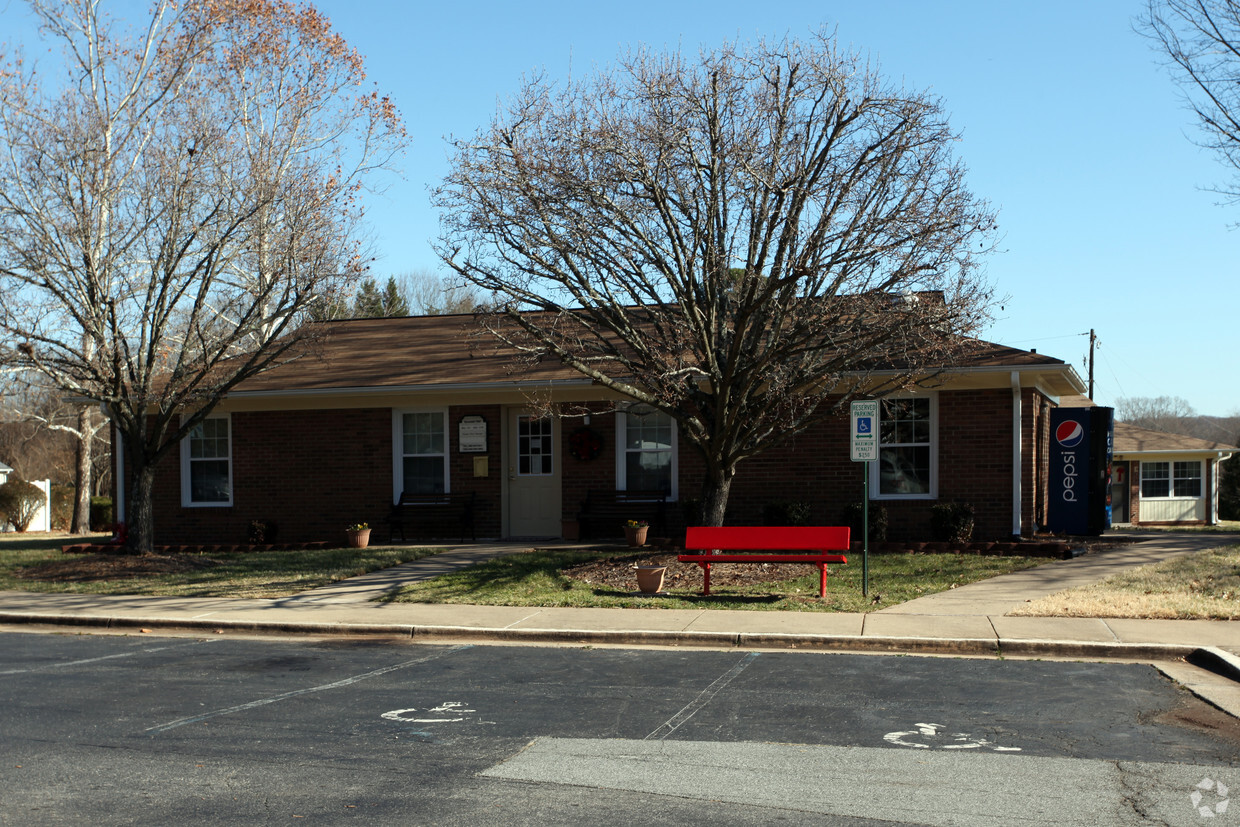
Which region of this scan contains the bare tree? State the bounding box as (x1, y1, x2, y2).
(399, 269, 489, 315)
(436, 35, 997, 525)
(0, 0, 405, 552)
(0, 371, 106, 532)
(1115, 395, 1199, 432)
(1143, 0, 1240, 204)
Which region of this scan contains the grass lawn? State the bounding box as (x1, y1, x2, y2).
(384, 547, 1049, 612)
(1011, 544, 1240, 620)
(0, 533, 444, 599)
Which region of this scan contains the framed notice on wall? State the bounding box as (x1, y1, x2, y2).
(458, 415, 488, 453)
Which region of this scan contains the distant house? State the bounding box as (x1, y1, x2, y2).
(0, 460, 10, 485)
(112, 314, 1091, 545)
(1111, 422, 1236, 526)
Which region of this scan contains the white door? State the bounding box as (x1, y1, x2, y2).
(507, 411, 562, 537)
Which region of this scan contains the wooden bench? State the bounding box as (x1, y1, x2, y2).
(577, 488, 669, 539)
(389, 491, 477, 543)
(679, 526, 849, 597)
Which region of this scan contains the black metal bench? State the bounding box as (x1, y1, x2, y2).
(389, 491, 477, 543)
(577, 489, 668, 539)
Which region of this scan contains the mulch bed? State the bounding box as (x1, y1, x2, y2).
(561, 551, 827, 593)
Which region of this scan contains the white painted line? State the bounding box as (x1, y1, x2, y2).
(645, 652, 760, 741)
(382, 702, 478, 723)
(0, 640, 214, 675)
(146, 644, 472, 734)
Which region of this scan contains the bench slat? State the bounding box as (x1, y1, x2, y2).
(685, 525, 849, 551)
(679, 525, 850, 598)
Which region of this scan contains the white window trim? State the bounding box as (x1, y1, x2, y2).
(1140, 459, 1202, 500)
(392, 408, 451, 502)
(615, 406, 678, 500)
(180, 414, 233, 508)
(870, 394, 938, 500)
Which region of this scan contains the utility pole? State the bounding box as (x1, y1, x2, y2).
(1088, 329, 1096, 399)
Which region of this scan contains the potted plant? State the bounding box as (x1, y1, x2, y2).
(635, 564, 667, 594)
(346, 522, 371, 549)
(623, 519, 649, 547)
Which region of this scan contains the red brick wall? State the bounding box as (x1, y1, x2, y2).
(145, 388, 1038, 544)
(150, 405, 505, 545)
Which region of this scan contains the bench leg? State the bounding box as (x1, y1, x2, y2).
(818, 562, 827, 598)
(697, 562, 712, 596)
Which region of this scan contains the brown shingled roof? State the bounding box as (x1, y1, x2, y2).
(228, 313, 1081, 395)
(1113, 422, 1238, 455)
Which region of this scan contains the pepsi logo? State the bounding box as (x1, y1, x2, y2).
(1055, 420, 1085, 447)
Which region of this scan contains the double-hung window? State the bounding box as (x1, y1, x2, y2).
(616, 405, 677, 498)
(1141, 461, 1201, 498)
(873, 396, 936, 498)
(396, 410, 448, 495)
(181, 416, 232, 507)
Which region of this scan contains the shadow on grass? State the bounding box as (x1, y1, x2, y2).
(588, 588, 784, 605)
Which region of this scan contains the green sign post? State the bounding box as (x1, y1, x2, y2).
(849, 400, 879, 597)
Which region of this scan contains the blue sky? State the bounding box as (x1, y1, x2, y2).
(4, 1, 1237, 415)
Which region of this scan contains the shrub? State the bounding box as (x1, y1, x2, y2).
(51, 484, 75, 530)
(930, 502, 975, 543)
(89, 496, 114, 531)
(0, 478, 46, 532)
(839, 501, 887, 542)
(762, 500, 813, 526)
(247, 520, 279, 544)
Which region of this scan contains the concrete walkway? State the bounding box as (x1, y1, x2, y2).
(1, 532, 1237, 715)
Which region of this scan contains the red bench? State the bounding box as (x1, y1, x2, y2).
(679, 526, 850, 597)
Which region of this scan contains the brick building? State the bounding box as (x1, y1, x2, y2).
(116, 314, 1090, 545)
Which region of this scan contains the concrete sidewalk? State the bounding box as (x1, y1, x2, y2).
(1, 532, 1237, 714)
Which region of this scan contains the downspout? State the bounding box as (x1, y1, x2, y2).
(1011, 372, 1022, 539)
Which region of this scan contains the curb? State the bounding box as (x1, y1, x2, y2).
(0, 611, 1214, 668)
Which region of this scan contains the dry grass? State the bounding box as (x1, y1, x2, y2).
(1011, 545, 1240, 620)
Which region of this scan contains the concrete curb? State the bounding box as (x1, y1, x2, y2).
(0, 610, 1210, 667)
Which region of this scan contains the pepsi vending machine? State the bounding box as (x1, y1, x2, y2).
(1046, 407, 1113, 536)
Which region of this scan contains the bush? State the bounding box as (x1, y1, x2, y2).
(930, 502, 975, 543)
(0, 478, 46, 532)
(247, 520, 279, 544)
(839, 501, 887, 542)
(50, 484, 75, 531)
(762, 500, 813, 526)
(89, 496, 114, 531)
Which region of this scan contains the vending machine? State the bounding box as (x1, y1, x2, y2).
(1046, 406, 1113, 536)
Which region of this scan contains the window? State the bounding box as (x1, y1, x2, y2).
(873, 396, 936, 498)
(1141, 461, 1201, 498)
(396, 410, 447, 495)
(616, 405, 677, 497)
(516, 415, 554, 476)
(181, 416, 232, 506)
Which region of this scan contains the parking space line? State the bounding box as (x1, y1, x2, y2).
(145, 644, 472, 734)
(645, 651, 760, 741)
(0, 639, 215, 675)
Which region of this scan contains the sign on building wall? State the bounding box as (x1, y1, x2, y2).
(458, 415, 488, 453)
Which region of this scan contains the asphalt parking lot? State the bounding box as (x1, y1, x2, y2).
(2, 631, 1237, 825)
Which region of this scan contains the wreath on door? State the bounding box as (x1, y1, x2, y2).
(568, 427, 604, 461)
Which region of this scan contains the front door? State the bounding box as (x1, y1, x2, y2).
(507, 411, 562, 537)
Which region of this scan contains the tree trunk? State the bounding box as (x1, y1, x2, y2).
(698, 465, 734, 527)
(70, 407, 93, 534)
(124, 456, 156, 555)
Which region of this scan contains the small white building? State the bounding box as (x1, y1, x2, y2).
(0, 460, 10, 484)
(1112, 423, 1236, 526)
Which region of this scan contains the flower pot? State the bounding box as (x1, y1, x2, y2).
(346, 528, 371, 549)
(624, 525, 649, 547)
(636, 565, 667, 594)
